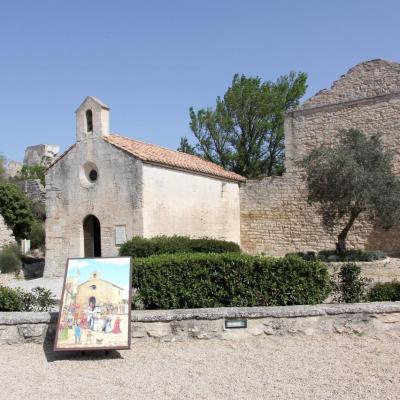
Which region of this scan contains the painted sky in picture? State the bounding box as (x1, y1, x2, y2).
(68, 258, 130, 298)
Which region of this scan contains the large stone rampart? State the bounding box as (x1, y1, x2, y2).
(240, 59, 400, 255)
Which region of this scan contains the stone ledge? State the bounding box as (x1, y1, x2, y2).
(2, 302, 399, 325)
(132, 302, 400, 322)
(0, 311, 58, 325)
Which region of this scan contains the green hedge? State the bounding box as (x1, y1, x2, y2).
(120, 235, 240, 258)
(368, 281, 400, 302)
(133, 253, 331, 309)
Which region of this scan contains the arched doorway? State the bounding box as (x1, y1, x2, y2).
(83, 215, 101, 257)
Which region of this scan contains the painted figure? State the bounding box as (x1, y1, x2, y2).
(67, 313, 74, 329)
(60, 321, 69, 341)
(112, 317, 122, 334)
(86, 306, 94, 330)
(85, 330, 93, 345)
(104, 317, 113, 333)
(74, 322, 81, 344)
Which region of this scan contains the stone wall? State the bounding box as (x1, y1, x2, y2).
(3, 160, 22, 179)
(240, 59, 400, 256)
(14, 179, 46, 203)
(0, 214, 16, 251)
(23, 144, 59, 166)
(1, 302, 400, 345)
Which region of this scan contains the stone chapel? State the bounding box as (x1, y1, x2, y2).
(44, 96, 244, 277)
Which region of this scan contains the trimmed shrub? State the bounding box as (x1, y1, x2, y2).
(133, 253, 331, 309)
(0, 286, 55, 311)
(317, 249, 386, 262)
(331, 262, 370, 303)
(0, 245, 22, 273)
(120, 235, 240, 258)
(368, 281, 400, 302)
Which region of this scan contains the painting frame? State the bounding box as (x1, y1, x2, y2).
(54, 256, 132, 352)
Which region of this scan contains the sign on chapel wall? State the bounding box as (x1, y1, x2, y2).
(115, 225, 127, 246)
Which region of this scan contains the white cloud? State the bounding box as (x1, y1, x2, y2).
(68, 260, 90, 269)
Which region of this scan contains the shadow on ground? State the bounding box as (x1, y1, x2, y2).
(42, 324, 124, 362)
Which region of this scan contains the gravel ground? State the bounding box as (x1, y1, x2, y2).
(1, 334, 399, 400)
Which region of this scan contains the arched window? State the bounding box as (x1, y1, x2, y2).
(86, 109, 93, 133)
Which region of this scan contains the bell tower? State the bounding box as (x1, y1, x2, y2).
(76, 96, 110, 142)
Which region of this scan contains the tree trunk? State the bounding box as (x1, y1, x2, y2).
(336, 211, 361, 255)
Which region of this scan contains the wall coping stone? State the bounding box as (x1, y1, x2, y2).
(287, 91, 400, 118)
(0, 312, 58, 325)
(1, 302, 400, 325)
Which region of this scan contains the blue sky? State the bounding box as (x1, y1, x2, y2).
(1, 0, 399, 161)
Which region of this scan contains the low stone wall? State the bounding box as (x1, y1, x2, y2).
(1, 302, 400, 345)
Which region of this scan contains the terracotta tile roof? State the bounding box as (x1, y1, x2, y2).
(103, 133, 246, 182)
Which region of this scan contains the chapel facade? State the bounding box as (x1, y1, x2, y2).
(44, 97, 244, 277)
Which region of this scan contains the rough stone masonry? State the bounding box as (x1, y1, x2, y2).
(240, 59, 400, 256)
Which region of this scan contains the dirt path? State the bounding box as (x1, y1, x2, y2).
(1, 334, 399, 400)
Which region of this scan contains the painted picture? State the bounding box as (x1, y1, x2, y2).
(54, 257, 132, 351)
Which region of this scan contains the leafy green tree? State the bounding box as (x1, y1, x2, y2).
(0, 154, 5, 180)
(177, 137, 196, 155)
(182, 72, 307, 178)
(301, 129, 400, 254)
(20, 164, 46, 185)
(0, 183, 36, 240)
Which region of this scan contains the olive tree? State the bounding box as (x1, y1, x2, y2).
(301, 129, 400, 254)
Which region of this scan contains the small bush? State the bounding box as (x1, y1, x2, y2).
(359, 250, 387, 262)
(0, 245, 22, 273)
(285, 251, 316, 261)
(331, 263, 370, 303)
(0, 286, 23, 311)
(0, 286, 55, 311)
(317, 249, 386, 262)
(133, 253, 331, 309)
(368, 281, 400, 302)
(120, 235, 240, 258)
